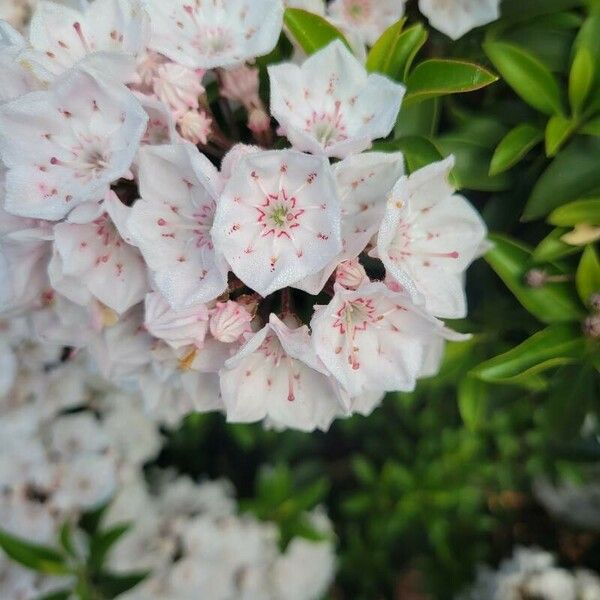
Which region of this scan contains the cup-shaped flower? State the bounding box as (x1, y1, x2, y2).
(23, 0, 149, 82)
(212, 149, 343, 297)
(0, 68, 147, 221)
(128, 143, 229, 308)
(311, 282, 466, 397)
(220, 314, 346, 431)
(328, 0, 406, 46)
(376, 157, 487, 318)
(268, 40, 404, 158)
(295, 150, 404, 294)
(418, 0, 500, 40)
(146, 0, 284, 70)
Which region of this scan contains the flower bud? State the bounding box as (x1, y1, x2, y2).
(178, 109, 212, 145)
(219, 64, 260, 108)
(582, 314, 600, 339)
(247, 107, 271, 135)
(153, 63, 205, 113)
(210, 301, 253, 343)
(336, 259, 367, 290)
(525, 269, 547, 288)
(589, 292, 600, 313)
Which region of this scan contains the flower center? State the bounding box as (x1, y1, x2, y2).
(344, 0, 371, 21)
(257, 189, 304, 238)
(192, 26, 234, 57)
(305, 102, 348, 147)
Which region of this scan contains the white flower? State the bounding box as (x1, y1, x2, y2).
(51, 194, 149, 314)
(376, 157, 487, 318)
(144, 290, 209, 349)
(311, 282, 465, 397)
(145, 0, 284, 70)
(328, 0, 406, 46)
(418, 0, 501, 40)
(0, 68, 147, 221)
(268, 40, 404, 158)
(23, 0, 149, 83)
(129, 143, 228, 308)
(220, 314, 346, 431)
(294, 150, 404, 294)
(178, 108, 212, 145)
(212, 149, 342, 297)
(0, 22, 41, 103)
(209, 300, 253, 343)
(284, 0, 325, 14)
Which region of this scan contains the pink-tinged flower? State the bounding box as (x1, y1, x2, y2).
(152, 62, 205, 114)
(211, 149, 342, 297)
(146, 0, 284, 70)
(209, 300, 253, 343)
(0, 68, 147, 221)
(0, 22, 41, 103)
(268, 40, 404, 158)
(295, 150, 404, 294)
(311, 282, 466, 396)
(178, 109, 212, 145)
(135, 93, 179, 145)
(22, 0, 149, 83)
(128, 143, 228, 308)
(328, 0, 406, 46)
(51, 192, 148, 314)
(375, 157, 487, 318)
(220, 314, 347, 431)
(418, 0, 500, 40)
(134, 50, 167, 90)
(335, 258, 367, 290)
(219, 64, 261, 108)
(144, 291, 209, 349)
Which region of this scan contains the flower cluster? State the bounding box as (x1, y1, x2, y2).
(0, 0, 488, 432)
(0, 320, 336, 599)
(459, 547, 600, 600)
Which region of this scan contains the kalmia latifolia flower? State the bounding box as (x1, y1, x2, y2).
(0, 0, 488, 432)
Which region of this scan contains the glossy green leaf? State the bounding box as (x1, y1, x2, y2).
(484, 41, 563, 115)
(532, 227, 581, 262)
(404, 59, 498, 106)
(485, 234, 583, 322)
(95, 571, 149, 597)
(580, 115, 600, 136)
(499, 0, 585, 22)
(549, 199, 600, 226)
(374, 136, 444, 174)
(569, 47, 594, 114)
(573, 14, 600, 81)
(366, 18, 407, 78)
(395, 98, 440, 138)
(576, 245, 600, 305)
(471, 324, 585, 384)
(545, 115, 576, 157)
(88, 523, 131, 570)
(0, 529, 69, 575)
(489, 123, 543, 175)
(458, 377, 488, 431)
(283, 8, 349, 55)
(436, 138, 511, 192)
(524, 137, 600, 220)
(382, 23, 428, 82)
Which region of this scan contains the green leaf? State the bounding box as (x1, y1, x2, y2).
(580, 115, 600, 136)
(489, 123, 543, 175)
(576, 245, 600, 305)
(524, 137, 600, 220)
(352, 456, 377, 485)
(499, 0, 585, 22)
(94, 571, 148, 597)
(35, 590, 72, 600)
(485, 234, 583, 322)
(545, 115, 576, 157)
(532, 227, 581, 262)
(573, 14, 600, 83)
(549, 199, 600, 226)
(88, 524, 130, 571)
(458, 377, 488, 431)
(58, 523, 76, 559)
(395, 98, 440, 138)
(283, 8, 349, 55)
(404, 59, 498, 106)
(375, 22, 428, 82)
(374, 136, 443, 174)
(472, 324, 585, 384)
(484, 41, 563, 116)
(436, 137, 511, 192)
(569, 47, 594, 114)
(0, 529, 70, 575)
(365, 18, 407, 78)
